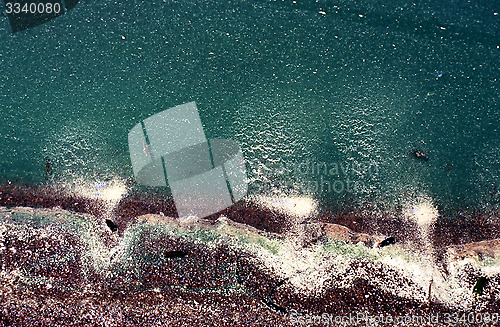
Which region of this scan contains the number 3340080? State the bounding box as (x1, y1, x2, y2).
(5, 2, 62, 14)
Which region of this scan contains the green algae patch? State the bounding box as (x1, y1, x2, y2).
(321, 238, 377, 261)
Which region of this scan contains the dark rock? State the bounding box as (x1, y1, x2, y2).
(378, 237, 396, 248)
(105, 219, 118, 232)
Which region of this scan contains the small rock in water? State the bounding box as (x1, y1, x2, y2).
(378, 237, 397, 248)
(412, 149, 429, 161)
(105, 219, 118, 232)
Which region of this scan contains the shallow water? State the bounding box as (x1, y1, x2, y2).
(0, 0, 498, 213)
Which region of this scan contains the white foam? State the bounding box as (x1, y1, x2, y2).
(58, 177, 128, 220)
(405, 196, 439, 227)
(248, 194, 318, 219)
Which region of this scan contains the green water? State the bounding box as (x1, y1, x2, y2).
(0, 0, 498, 211)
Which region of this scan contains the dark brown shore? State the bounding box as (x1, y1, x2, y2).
(0, 183, 498, 246)
(1, 183, 500, 326)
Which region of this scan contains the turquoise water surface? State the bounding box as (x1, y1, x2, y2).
(0, 0, 498, 212)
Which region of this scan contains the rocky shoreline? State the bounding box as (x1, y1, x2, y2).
(0, 184, 500, 326)
(1, 183, 499, 244)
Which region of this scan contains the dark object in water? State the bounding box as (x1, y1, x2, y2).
(164, 250, 188, 259)
(473, 276, 487, 295)
(45, 157, 51, 175)
(378, 237, 397, 248)
(412, 149, 429, 161)
(105, 219, 118, 232)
